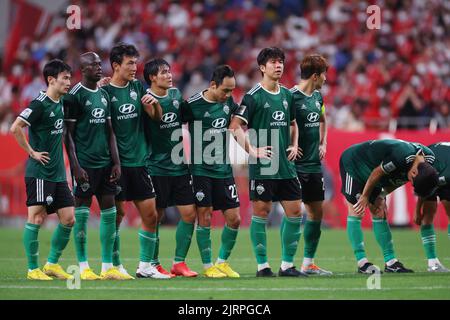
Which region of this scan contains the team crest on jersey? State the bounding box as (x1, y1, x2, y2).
(20, 108, 33, 119)
(101, 96, 107, 106)
(196, 191, 205, 201)
(223, 105, 230, 114)
(130, 90, 137, 100)
(256, 184, 265, 195)
(283, 99, 288, 110)
(315, 101, 321, 110)
(46, 196, 54, 205)
(173, 100, 179, 109)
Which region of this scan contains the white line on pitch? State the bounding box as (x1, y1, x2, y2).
(1, 285, 450, 292)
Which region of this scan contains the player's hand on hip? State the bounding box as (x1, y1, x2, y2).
(30, 151, 50, 166)
(110, 164, 121, 182)
(249, 146, 272, 159)
(353, 195, 368, 216)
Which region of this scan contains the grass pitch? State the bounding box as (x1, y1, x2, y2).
(0, 226, 449, 300)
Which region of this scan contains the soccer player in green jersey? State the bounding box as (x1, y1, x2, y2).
(64, 52, 127, 280)
(340, 139, 438, 273)
(230, 47, 305, 277)
(10, 60, 75, 280)
(180, 65, 241, 278)
(291, 54, 332, 275)
(414, 142, 450, 272)
(102, 43, 168, 279)
(143, 58, 198, 277)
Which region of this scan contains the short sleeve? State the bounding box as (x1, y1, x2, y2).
(288, 92, 295, 122)
(180, 100, 194, 123)
(416, 144, 435, 165)
(101, 89, 111, 119)
(63, 93, 80, 122)
(18, 100, 43, 127)
(318, 93, 326, 117)
(234, 94, 253, 125)
(135, 80, 146, 99)
(381, 148, 411, 174)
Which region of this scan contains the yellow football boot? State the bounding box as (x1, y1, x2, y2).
(27, 268, 53, 280)
(203, 265, 227, 278)
(215, 262, 240, 278)
(100, 267, 132, 280)
(80, 268, 101, 280)
(43, 263, 74, 280)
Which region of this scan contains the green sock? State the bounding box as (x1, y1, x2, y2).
(347, 216, 367, 261)
(23, 223, 40, 270)
(48, 223, 73, 264)
(421, 224, 437, 259)
(174, 220, 194, 263)
(372, 217, 396, 263)
(218, 225, 238, 261)
(281, 216, 302, 263)
(113, 225, 121, 266)
(74, 206, 89, 263)
(196, 226, 212, 265)
(100, 207, 116, 264)
(304, 219, 322, 259)
(138, 229, 157, 263)
(250, 216, 268, 264)
(151, 224, 160, 265)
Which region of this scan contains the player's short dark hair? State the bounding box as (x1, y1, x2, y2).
(300, 54, 329, 79)
(257, 47, 285, 67)
(109, 43, 139, 68)
(43, 59, 71, 86)
(143, 58, 170, 86)
(413, 162, 439, 198)
(210, 65, 235, 86)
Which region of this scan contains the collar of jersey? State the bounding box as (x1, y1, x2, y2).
(200, 90, 217, 104)
(80, 83, 99, 93)
(109, 81, 130, 88)
(39, 90, 60, 103)
(259, 83, 280, 95)
(147, 88, 167, 98)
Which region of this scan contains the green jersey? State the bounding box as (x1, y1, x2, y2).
(235, 83, 297, 180)
(291, 87, 325, 173)
(180, 91, 238, 179)
(18, 92, 66, 182)
(145, 87, 188, 176)
(103, 80, 148, 167)
(341, 139, 435, 189)
(429, 142, 450, 187)
(64, 82, 111, 168)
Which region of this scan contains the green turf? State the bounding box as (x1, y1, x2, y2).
(0, 226, 449, 300)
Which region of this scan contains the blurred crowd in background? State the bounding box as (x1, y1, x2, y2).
(0, 0, 449, 134)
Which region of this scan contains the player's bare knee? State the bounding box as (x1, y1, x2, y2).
(226, 215, 241, 229)
(62, 216, 75, 227)
(29, 213, 45, 225)
(182, 211, 196, 224)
